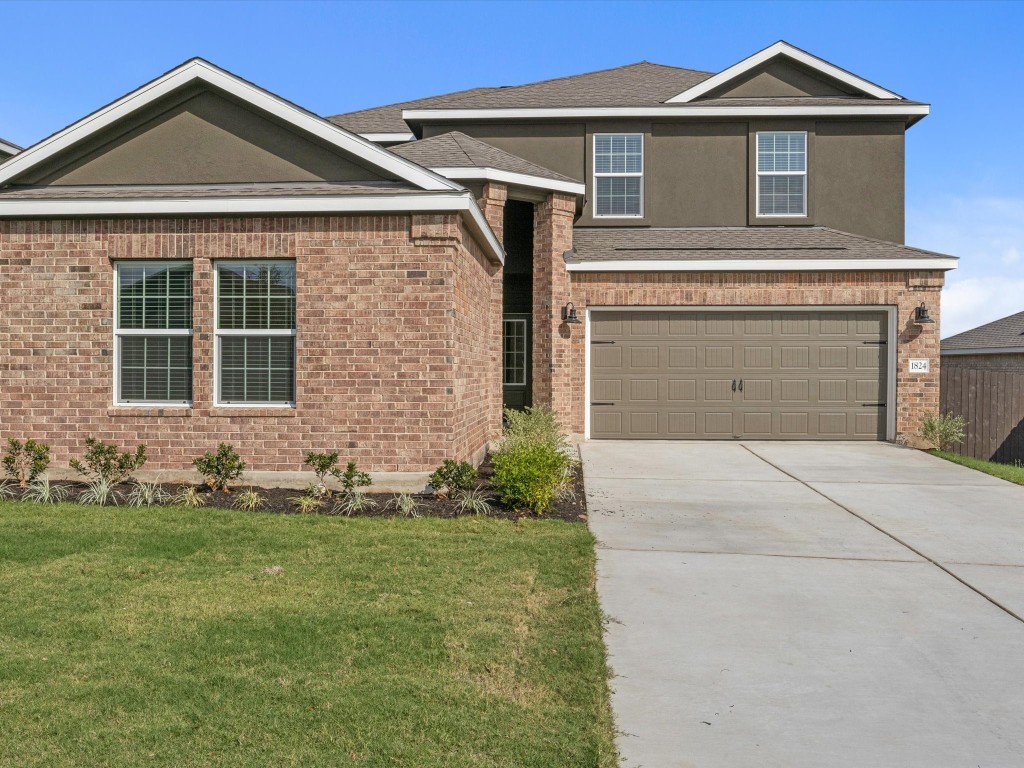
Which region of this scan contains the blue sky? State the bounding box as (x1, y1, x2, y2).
(1, 0, 1020, 336)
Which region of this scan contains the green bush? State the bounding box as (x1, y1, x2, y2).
(3, 438, 50, 488)
(428, 459, 477, 498)
(492, 442, 572, 515)
(193, 443, 246, 492)
(69, 437, 146, 485)
(501, 405, 568, 453)
(921, 412, 967, 451)
(304, 451, 343, 490)
(339, 461, 372, 495)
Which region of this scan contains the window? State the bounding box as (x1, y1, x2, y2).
(115, 262, 193, 405)
(215, 261, 296, 406)
(503, 318, 527, 386)
(594, 133, 643, 217)
(757, 131, 807, 217)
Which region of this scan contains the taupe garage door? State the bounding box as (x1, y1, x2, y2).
(590, 310, 888, 440)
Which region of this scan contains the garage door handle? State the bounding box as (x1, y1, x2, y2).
(591, 402, 615, 406)
(862, 403, 886, 407)
(591, 340, 616, 345)
(731, 379, 737, 392)
(738, 379, 744, 392)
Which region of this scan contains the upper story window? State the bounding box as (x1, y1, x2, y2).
(215, 261, 296, 406)
(594, 133, 643, 217)
(756, 131, 807, 217)
(115, 262, 193, 406)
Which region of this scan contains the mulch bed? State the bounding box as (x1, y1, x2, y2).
(14, 455, 588, 522)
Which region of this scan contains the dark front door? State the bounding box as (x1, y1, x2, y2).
(502, 314, 532, 410)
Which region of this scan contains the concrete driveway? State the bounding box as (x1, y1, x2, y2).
(583, 441, 1024, 767)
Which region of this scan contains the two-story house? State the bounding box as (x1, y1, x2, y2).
(0, 42, 956, 477)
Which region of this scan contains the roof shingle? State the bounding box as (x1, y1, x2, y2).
(0, 181, 430, 200)
(942, 311, 1024, 351)
(390, 132, 582, 184)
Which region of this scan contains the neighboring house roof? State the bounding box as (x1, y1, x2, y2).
(389, 132, 585, 195)
(0, 137, 21, 157)
(942, 311, 1024, 354)
(564, 227, 958, 272)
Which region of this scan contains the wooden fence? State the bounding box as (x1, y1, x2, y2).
(940, 366, 1024, 464)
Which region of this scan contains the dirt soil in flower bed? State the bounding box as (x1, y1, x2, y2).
(32, 456, 589, 522)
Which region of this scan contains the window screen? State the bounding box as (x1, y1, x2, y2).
(116, 262, 193, 404)
(216, 261, 296, 405)
(594, 134, 643, 216)
(757, 132, 807, 216)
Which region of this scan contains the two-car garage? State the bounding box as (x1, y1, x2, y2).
(588, 309, 891, 440)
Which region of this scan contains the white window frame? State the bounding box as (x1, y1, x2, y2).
(213, 260, 297, 408)
(593, 133, 644, 218)
(502, 317, 528, 387)
(755, 131, 808, 218)
(113, 261, 193, 407)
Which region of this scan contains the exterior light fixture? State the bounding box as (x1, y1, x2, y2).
(914, 302, 934, 325)
(562, 302, 582, 325)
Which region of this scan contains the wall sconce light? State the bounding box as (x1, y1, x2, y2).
(562, 302, 582, 325)
(914, 302, 934, 325)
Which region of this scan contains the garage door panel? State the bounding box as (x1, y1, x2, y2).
(590, 310, 888, 440)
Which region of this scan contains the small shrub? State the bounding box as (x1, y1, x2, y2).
(0, 480, 19, 500)
(291, 492, 323, 515)
(79, 477, 118, 506)
(501, 405, 568, 453)
(171, 485, 206, 508)
(69, 437, 146, 485)
(234, 488, 267, 513)
(492, 442, 573, 515)
(3, 438, 50, 488)
(126, 481, 169, 508)
(454, 488, 493, 516)
(386, 493, 420, 518)
(193, 443, 246, 492)
(339, 462, 372, 495)
(428, 459, 477, 498)
(922, 412, 967, 451)
(331, 490, 377, 517)
(23, 476, 68, 505)
(304, 451, 343, 491)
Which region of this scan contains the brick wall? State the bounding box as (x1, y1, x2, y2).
(0, 215, 500, 472)
(942, 352, 1024, 374)
(563, 269, 945, 439)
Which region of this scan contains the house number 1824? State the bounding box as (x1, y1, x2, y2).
(908, 359, 930, 373)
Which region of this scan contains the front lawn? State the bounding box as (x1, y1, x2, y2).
(929, 450, 1024, 485)
(0, 503, 616, 767)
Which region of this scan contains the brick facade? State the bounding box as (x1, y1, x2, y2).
(0, 215, 499, 472)
(561, 269, 945, 440)
(942, 352, 1024, 374)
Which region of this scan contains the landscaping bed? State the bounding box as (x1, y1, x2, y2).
(0, 504, 617, 767)
(2, 454, 588, 521)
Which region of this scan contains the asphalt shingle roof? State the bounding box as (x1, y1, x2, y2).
(942, 311, 1024, 351)
(0, 181, 431, 200)
(390, 132, 582, 184)
(327, 86, 502, 135)
(567, 227, 956, 263)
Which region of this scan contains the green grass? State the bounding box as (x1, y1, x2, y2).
(0, 503, 617, 767)
(929, 450, 1024, 485)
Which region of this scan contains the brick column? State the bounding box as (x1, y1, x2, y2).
(532, 192, 576, 423)
(478, 183, 507, 440)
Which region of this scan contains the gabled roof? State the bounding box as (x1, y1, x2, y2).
(666, 41, 901, 103)
(327, 86, 501, 137)
(942, 311, 1024, 353)
(0, 137, 21, 156)
(0, 58, 459, 192)
(390, 132, 585, 195)
(565, 227, 958, 272)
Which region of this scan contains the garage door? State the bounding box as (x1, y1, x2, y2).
(589, 310, 888, 440)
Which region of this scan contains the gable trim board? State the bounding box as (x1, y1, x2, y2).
(0, 59, 457, 193)
(402, 104, 929, 122)
(0, 139, 21, 156)
(565, 258, 957, 272)
(360, 132, 417, 143)
(667, 41, 901, 103)
(431, 166, 586, 195)
(943, 347, 1024, 356)
(0, 191, 506, 264)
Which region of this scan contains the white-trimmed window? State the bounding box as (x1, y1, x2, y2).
(215, 261, 296, 406)
(594, 133, 643, 217)
(115, 262, 193, 405)
(756, 131, 807, 217)
(503, 318, 527, 386)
